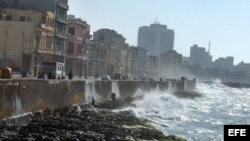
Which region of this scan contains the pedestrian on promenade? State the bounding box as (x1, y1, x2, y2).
(68, 71, 73, 80)
(48, 71, 52, 79)
(43, 72, 48, 80)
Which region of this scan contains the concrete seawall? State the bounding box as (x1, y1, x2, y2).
(0, 79, 196, 120)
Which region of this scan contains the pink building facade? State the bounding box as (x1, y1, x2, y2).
(65, 15, 90, 78)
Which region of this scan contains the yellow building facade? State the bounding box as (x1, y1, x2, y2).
(0, 9, 54, 75)
(0, 21, 35, 72)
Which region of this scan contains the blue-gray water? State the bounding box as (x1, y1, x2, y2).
(116, 81, 250, 141)
(3, 80, 250, 140)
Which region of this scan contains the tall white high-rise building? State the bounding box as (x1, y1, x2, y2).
(137, 22, 174, 56)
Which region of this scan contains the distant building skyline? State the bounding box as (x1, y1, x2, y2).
(137, 22, 174, 56)
(1, 0, 250, 81)
(189, 44, 212, 68)
(67, 0, 250, 65)
(214, 56, 234, 71)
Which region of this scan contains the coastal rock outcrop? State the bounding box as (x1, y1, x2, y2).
(0, 103, 186, 141)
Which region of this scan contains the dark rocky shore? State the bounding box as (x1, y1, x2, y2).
(0, 100, 186, 141)
(222, 82, 250, 88)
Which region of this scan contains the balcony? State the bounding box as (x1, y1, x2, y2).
(55, 32, 67, 39)
(38, 49, 54, 55)
(54, 50, 66, 56)
(39, 23, 53, 31)
(66, 54, 87, 61)
(57, 1, 69, 10)
(67, 35, 83, 41)
(56, 16, 67, 25)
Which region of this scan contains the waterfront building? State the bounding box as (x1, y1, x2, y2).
(190, 44, 212, 68)
(93, 28, 129, 75)
(87, 40, 107, 77)
(233, 61, 250, 81)
(65, 15, 90, 77)
(1, 0, 69, 63)
(0, 9, 54, 76)
(160, 50, 182, 79)
(147, 55, 159, 77)
(93, 28, 127, 51)
(121, 47, 132, 75)
(213, 56, 234, 71)
(106, 47, 122, 75)
(137, 22, 174, 56)
(128, 46, 147, 75)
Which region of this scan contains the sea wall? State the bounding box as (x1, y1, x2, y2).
(0, 79, 196, 120)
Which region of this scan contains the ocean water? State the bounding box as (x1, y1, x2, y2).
(3, 80, 249, 141)
(119, 81, 250, 141)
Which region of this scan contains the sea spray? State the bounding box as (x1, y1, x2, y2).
(112, 81, 121, 98)
(119, 89, 194, 132)
(118, 81, 250, 141)
(85, 80, 101, 103)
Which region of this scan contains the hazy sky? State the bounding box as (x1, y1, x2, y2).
(68, 0, 250, 65)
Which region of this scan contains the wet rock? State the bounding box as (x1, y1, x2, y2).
(93, 96, 135, 109)
(0, 104, 186, 141)
(173, 90, 202, 98)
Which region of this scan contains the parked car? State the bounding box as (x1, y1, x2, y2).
(113, 73, 122, 80)
(102, 75, 111, 80)
(0, 67, 12, 79)
(122, 74, 131, 80)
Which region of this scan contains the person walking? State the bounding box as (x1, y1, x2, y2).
(48, 71, 52, 79)
(68, 71, 73, 80)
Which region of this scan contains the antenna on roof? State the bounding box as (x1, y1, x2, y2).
(208, 41, 211, 54)
(154, 17, 159, 24)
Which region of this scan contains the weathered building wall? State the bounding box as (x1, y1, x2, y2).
(0, 21, 35, 72)
(0, 79, 195, 120)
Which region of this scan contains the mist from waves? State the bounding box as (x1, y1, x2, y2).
(85, 80, 122, 103)
(118, 81, 250, 141)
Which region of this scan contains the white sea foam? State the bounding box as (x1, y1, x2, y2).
(120, 81, 250, 141)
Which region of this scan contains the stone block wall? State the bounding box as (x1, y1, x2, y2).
(0, 79, 195, 119)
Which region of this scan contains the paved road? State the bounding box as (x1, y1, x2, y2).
(11, 74, 97, 80)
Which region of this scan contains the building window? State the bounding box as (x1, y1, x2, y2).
(27, 16, 31, 21)
(99, 36, 104, 42)
(68, 42, 74, 54)
(77, 43, 82, 55)
(42, 15, 46, 24)
(6, 15, 12, 21)
(69, 27, 75, 35)
(20, 16, 26, 21)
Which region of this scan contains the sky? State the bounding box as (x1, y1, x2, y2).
(68, 0, 250, 65)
